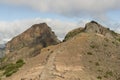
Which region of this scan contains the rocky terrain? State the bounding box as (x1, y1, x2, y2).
(1, 21, 120, 80)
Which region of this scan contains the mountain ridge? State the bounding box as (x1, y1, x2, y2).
(1, 21, 120, 80)
(64, 21, 120, 41)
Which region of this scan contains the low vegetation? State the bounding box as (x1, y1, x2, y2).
(90, 45, 95, 48)
(97, 76, 102, 79)
(117, 38, 120, 42)
(63, 28, 84, 41)
(104, 44, 108, 47)
(104, 71, 113, 78)
(87, 52, 93, 55)
(97, 69, 103, 72)
(95, 62, 100, 66)
(63, 32, 79, 41)
(0, 59, 25, 77)
(111, 30, 118, 36)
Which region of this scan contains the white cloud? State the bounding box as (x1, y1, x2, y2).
(1, 0, 120, 17)
(0, 18, 87, 44)
(0, 18, 119, 44)
(0, 0, 120, 43)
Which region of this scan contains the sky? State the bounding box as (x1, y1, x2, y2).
(0, 0, 120, 44)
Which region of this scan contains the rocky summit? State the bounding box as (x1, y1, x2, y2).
(1, 21, 120, 80)
(5, 23, 60, 61)
(64, 21, 120, 41)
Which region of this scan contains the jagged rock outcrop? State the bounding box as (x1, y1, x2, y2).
(64, 21, 120, 41)
(5, 23, 60, 61)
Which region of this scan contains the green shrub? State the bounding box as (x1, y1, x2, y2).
(63, 28, 84, 41)
(104, 75, 108, 78)
(89, 61, 92, 63)
(3, 63, 17, 77)
(95, 62, 100, 66)
(117, 38, 120, 42)
(16, 59, 25, 68)
(16, 59, 24, 64)
(0, 65, 8, 70)
(87, 52, 93, 55)
(104, 44, 108, 47)
(105, 38, 109, 42)
(97, 69, 103, 72)
(112, 41, 115, 44)
(4, 68, 18, 77)
(106, 71, 113, 76)
(104, 71, 113, 78)
(0, 57, 7, 70)
(3, 59, 25, 77)
(0, 57, 6, 63)
(90, 45, 95, 48)
(97, 76, 102, 79)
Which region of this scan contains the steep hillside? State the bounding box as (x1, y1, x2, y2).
(4, 23, 60, 62)
(3, 21, 120, 80)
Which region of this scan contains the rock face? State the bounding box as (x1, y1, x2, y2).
(84, 21, 119, 39)
(2, 21, 120, 80)
(5, 23, 60, 61)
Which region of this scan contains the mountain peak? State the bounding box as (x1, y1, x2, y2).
(84, 21, 107, 34)
(90, 20, 98, 24)
(31, 23, 48, 28)
(6, 23, 60, 56)
(64, 21, 120, 41)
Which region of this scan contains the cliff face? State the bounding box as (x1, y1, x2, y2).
(5, 23, 60, 60)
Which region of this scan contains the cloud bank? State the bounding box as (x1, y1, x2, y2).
(0, 18, 87, 44)
(0, 0, 120, 44)
(2, 0, 120, 17)
(0, 18, 120, 44)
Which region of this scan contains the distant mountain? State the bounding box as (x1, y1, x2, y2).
(0, 44, 5, 58)
(0, 44, 5, 49)
(2, 21, 120, 80)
